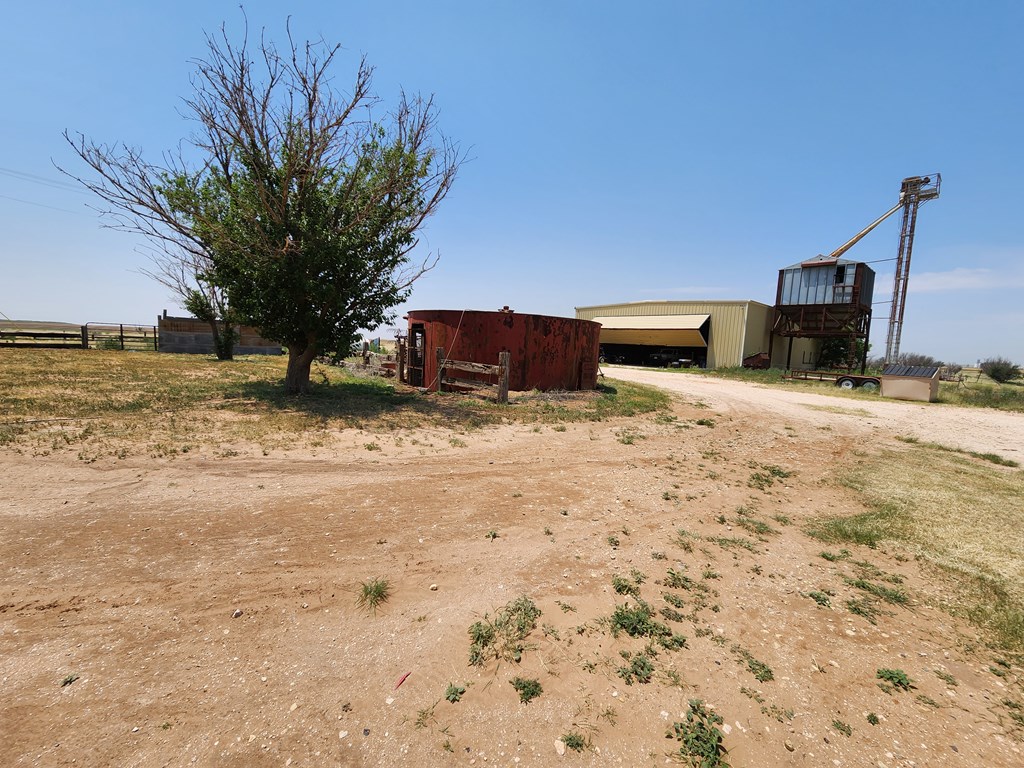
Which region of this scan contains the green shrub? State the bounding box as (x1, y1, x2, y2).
(980, 357, 1021, 383)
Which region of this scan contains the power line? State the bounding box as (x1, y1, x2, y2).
(0, 193, 85, 215)
(0, 166, 87, 194)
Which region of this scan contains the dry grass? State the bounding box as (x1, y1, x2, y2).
(803, 404, 874, 417)
(810, 442, 1024, 650)
(0, 349, 668, 460)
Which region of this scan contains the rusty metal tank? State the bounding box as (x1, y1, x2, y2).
(404, 309, 601, 391)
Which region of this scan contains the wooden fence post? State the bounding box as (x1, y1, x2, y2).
(497, 350, 510, 404)
(80, 326, 88, 349)
(436, 347, 446, 393)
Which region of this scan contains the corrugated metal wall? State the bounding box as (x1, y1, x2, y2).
(575, 301, 772, 368)
(408, 310, 601, 391)
(743, 303, 772, 359)
(770, 337, 820, 369)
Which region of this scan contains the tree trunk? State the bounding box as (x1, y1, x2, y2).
(285, 339, 319, 394)
(205, 319, 234, 361)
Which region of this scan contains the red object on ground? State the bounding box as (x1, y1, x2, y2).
(394, 672, 411, 690)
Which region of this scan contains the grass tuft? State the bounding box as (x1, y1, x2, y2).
(356, 577, 391, 615)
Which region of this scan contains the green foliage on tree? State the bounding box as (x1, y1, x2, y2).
(182, 287, 238, 361)
(818, 337, 868, 370)
(64, 20, 462, 392)
(981, 357, 1021, 383)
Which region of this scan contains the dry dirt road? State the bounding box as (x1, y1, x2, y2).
(607, 366, 1024, 460)
(2, 375, 1023, 767)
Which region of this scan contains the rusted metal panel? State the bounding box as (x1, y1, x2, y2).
(405, 310, 601, 392)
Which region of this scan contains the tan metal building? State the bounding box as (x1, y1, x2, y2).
(575, 300, 818, 369)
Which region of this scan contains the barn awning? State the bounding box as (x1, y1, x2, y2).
(593, 314, 710, 347)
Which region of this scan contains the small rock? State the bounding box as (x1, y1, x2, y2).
(785, 741, 795, 752)
(554, 740, 566, 756)
(385, 697, 395, 705)
(722, 724, 732, 735)
(232, 609, 243, 618)
(429, 584, 438, 591)
(131, 727, 140, 733)
(339, 731, 348, 739)
(289, 702, 298, 712)
(363, 728, 370, 736)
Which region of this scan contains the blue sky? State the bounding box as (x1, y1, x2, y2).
(1, 1, 1022, 365)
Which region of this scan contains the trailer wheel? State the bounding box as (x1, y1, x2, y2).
(861, 379, 880, 392)
(837, 377, 856, 390)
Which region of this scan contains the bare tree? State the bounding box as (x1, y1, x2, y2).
(63, 20, 462, 391)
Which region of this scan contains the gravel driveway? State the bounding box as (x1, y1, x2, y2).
(606, 366, 1024, 461)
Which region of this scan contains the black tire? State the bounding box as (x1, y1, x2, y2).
(861, 379, 880, 392)
(837, 377, 856, 390)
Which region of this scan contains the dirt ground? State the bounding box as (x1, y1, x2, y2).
(3, 371, 1023, 767)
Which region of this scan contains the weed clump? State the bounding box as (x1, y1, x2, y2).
(444, 683, 466, 703)
(608, 600, 685, 649)
(807, 591, 832, 608)
(733, 647, 774, 682)
(617, 654, 655, 685)
(612, 574, 641, 597)
(510, 676, 542, 704)
(847, 597, 881, 624)
(468, 596, 541, 666)
(832, 719, 852, 736)
(845, 577, 908, 605)
(667, 699, 729, 767)
(561, 732, 586, 752)
(877, 668, 913, 691)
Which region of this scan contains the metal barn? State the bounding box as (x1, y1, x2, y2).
(575, 300, 816, 369)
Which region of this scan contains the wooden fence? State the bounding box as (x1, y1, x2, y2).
(0, 322, 157, 351)
(436, 347, 510, 404)
(85, 323, 159, 351)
